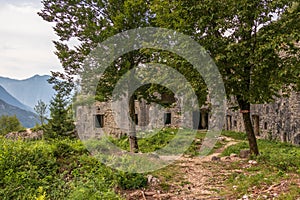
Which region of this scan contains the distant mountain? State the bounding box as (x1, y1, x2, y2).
(0, 99, 38, 128)
(0, 75, 55, 109)
(0, 85, 32, 111)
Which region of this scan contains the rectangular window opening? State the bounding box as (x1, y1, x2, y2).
(164, 113, 171, 125)
(226, 115, 232, 130)
(95, 114, 104, 128)
(264, 122, 268, 130)
(233, 120, 237, 127)
(135, 114, 139, 125)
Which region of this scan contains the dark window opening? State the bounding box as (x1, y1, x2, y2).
(264, 122, 268, 130)
(192, 111, 200, 129)
(226, 115, 232, 130)
(164, 113, 171, 125)
(193, 111, 209, 130)
(201, 112, 209, 129)
(294, 134, 300, 145)
(135, 114, 139, 125)
(234, 120, 237, 127)
(95, 114, 104, 128)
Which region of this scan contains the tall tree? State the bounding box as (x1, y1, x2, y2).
(151, 0, 300, 155)
(39, 0, 151, 152)
(34, 100, 47, 125)
(40, 0, 299, 154)
(47, 92, 75, 138)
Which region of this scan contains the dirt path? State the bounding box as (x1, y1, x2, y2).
(122, 137, 300, 200)
(123, 137, 239, 200)
(198, 137, 238, 162)
(159, 137, 239, 199)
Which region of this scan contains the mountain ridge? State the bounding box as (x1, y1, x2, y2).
(0, 74, 50, 81)
(0, 74, 55, 109)
(0, 99, 38, 128)
(0, 85, 32, 111)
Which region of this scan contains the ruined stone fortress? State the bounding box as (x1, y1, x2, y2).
(76, 91, 300, 145)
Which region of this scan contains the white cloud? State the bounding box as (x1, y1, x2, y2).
(0, 2, 62, 80)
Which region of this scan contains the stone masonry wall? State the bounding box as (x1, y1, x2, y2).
(226, 92, 300, 145)
(75, 99, 183, 139)
(76, 92, 299, 145)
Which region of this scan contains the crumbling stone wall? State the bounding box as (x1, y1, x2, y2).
(75, 99, 183, 139)
(226, 92, 300, 145)
(5, 130, 44, 140)
(76, 101, 129, 139)
(76, 92, 299, 145)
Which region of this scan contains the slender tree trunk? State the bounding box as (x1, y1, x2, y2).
(128, 95, 138, 152)
(237, 98, 259, 155)
(41, 116, 44, 126)
(125, 55, 139, 153)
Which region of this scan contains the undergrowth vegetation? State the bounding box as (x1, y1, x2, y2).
(221, 133, 300, 173)
(1, 128, 299, 199)
(220, 131, 300, 198)
(109, 127, 207, 156)
(0, 136, 146, 199)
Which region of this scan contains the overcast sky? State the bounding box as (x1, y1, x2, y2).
(0, 0, 61, 80)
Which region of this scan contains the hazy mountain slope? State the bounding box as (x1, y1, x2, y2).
(0, 75, 55, 109)
(0, 99, 38, 128)
(0, 85, 32, 111)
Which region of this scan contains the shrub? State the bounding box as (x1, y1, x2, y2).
(0, 137, 125, 199)
(115, 171, 147, 190)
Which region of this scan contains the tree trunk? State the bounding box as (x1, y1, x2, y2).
(128, 94, 139, 153)
(127, 56, 139, 153)
(237, 98, 259, 155)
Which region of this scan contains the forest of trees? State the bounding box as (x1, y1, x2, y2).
(38, 0, 300, 155)
(39, 0, 299, 154)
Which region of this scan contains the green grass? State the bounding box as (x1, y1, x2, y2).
(220, 132, 300, 198)
(109, 128, 177, 152)
(109, 128, 206, 156)
(150, 163, 182, 191)
(221, 141, 249, 156)
(255, 140, 300, 173)
(222, 161, 300, 198)
(110, 129, 249, 157)
(222, 138, 300, 173)
(221, 131, 247, 140)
